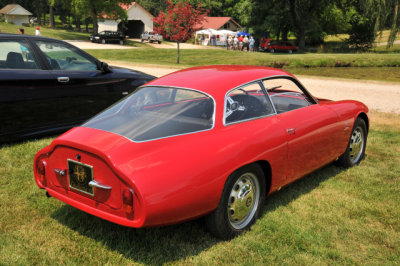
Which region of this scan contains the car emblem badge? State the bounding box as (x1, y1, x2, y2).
(73, 165, 86, 183)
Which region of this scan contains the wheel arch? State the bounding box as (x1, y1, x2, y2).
(249, 160, 272, 196)
(357, 112, 369, 133)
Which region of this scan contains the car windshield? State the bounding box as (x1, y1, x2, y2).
(83, 86, 215, 142)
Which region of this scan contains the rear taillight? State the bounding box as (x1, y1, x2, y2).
(122, 188, 134, 215)
(37, 159, 47, 187)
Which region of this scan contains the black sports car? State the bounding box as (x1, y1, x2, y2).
(0, 34, 155, 143)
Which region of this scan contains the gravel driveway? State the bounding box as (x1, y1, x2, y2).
(107, 60, 400, 114)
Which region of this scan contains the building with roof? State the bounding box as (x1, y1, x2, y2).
(98, 1, 154, 38)
(195, 17, 241, 32)
(0, 4, 32, 26)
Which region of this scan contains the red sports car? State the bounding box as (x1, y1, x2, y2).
(260, 38, 298, 53)
(34, 65, 369, 239)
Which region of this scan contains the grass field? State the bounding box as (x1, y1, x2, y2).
(0, 111, 399, 264)
(0, 22, 91, 40)
(88, 48, 400, 82)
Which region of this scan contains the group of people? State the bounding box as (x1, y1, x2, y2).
(227, 35, 256, 52)
(18, 26, 41, 36)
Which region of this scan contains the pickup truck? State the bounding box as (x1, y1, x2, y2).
(140, 32, 163, 44)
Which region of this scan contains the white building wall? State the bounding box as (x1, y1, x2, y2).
(5, 14, 29, 26)
(98, 20, 119, 32)
(127, 5, 153, 32)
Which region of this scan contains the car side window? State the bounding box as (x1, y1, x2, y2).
(225, 82, 274, 124)
(34, 40, 98, 71)
(263, 78, 312, 114)
(0, 40, 39, 69)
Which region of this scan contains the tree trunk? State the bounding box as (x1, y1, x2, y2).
(388, 1, 399, 48)
(75, 17, 81, 30)
(177, 42, 180, 64)
(89, 3, 98, 34)
(297, 27, 306, 50)
(289, 0, 306, 51)
(50, 5, 55, 28)
(37, 12, 42, 25)
(85, 18, 90, 32)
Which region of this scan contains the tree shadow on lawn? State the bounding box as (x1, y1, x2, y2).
(51, 163, 344, 264)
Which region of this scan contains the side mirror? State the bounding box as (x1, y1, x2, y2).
(100, 62, 112, 73)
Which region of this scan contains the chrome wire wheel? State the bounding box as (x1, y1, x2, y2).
(227, 172, 260, 230)
(349, 126, 364, 164)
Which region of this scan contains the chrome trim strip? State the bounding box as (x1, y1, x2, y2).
(89, 180, 112, 190)
(54, 168, 66, 176)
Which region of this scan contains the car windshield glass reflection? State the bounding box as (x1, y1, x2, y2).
(83, 86, 215, 142)
(35, 40, 97, 71)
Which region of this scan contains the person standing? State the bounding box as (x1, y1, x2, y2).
(233, 35, 239, 50)
(35, 26, 41, 36)
(238, 35, 244, 51)
(243, 35, 249, 51)
(249, 36, 255, 52)
(227, 35, 233, 50)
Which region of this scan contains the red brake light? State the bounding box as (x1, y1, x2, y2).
(122, 188, 134, 214)
(37, 159, 47, 187)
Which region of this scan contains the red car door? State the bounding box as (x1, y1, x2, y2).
(263, 77, 344, 183)
(277, 104, 343, 181)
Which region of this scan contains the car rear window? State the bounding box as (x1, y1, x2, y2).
(83, 86, 215, 142)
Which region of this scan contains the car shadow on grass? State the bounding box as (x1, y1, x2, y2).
(50, 163, 345, 264)
(261, 164, 344, 216)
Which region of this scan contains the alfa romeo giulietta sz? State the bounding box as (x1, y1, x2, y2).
(34, 65, 369, 239)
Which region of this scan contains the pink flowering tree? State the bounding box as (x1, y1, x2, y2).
(153, 0, 208, 64)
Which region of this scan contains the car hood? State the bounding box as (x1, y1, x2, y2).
(109, 65, 156, 80)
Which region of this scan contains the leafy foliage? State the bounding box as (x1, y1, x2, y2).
(347, 14, 375, 50)
(153, 0, 208, 63)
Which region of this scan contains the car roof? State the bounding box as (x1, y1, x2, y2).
(0, 33, 65, 42)
(146, 65, 294, 97)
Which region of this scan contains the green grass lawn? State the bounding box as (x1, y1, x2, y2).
(0, 111, 399, 264)
(0, 22, 91, 40)
(88, 48, 400, 82)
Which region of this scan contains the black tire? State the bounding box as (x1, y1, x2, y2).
(336, 117, 367, 167)
(141, 39, 144, 43)
(101, 39, 106, 44)
(158, 41, 162, 44)
(270, 48, 275, 53)
(205, 164, 266, 240)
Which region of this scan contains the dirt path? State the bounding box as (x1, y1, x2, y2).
(66, 40, 217, 50)
(107, 60, 400, 114)
(128, 38, 219, 49)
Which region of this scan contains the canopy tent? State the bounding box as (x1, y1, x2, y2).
(237, 31, 250, 36)
(195, 28, 237, 46)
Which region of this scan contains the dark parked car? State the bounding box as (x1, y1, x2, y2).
(90, 31, 126, 45)
(0, 34, 155, 143)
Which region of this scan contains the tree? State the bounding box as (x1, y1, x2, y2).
(71, 0, 130, 34)
(153, 0, 208, 64)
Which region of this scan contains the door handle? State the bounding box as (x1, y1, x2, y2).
(287, 128, 296, 135)
(89, 180, 112, 190)
(57, 77, 70, 83)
